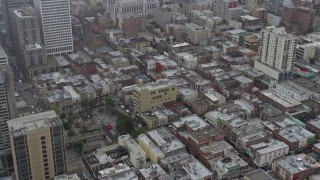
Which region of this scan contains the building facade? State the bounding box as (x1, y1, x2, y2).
(33, 0, 73, 55)
(133, 79, 177, 114)
(255, 27, 297, 81)
(10, 7, 48, 79)
(7, 111, 66, 180)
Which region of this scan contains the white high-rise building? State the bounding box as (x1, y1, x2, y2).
(255, 26, 297, 81)
(33, 0, 73, 55)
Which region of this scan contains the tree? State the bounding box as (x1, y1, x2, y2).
(80, 126, 88, 134)
(63, 121, 71, 130)
(81, 99, 98, 109)
(309, 57, 316, 64)
(130, 128, 142, 138)
(308, 136, 316, 145)
(73, 142, 83, 155)
(166, 37, 170, 42)
(68, 129, 76, 137)
(60, 112, 66, 119)
(98, 107, 104, 113)
(115, 113, 134, 135)
(50, 106, 61, 116)
(105, 96, 115, 106)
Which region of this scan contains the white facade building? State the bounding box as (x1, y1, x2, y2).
(118, 135, 146, 169)
(275, 81, 312, 102)
(249, 139, 289, 167)
(109, 0, 160, 24)
(255, 27, 297, 81)
(33, 0, 74, 55)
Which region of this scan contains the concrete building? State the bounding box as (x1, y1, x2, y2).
(117, 13, 147, 38)
(264, 0, 292, 16)
(185, 23, 211, 44)
(138, 164, 173, 180)
(159, 152, 213, 180)
(247, 139, 289, 167)
(306, 118, 320, 139)
(272, 154, 320, 180)
(7, 111, 66, 180)
(33, 0, 73, 55)
(255, 27, 297, 81)
(282, 5, 315, 35)
(146, 127, 185, 157)
(1, 0, 30, 48)
(296, 42, 320, 61)
(244, 169, 275, 180)
(118, 135, 146, 169)
(154, 8, 173, 29)
(0, 48, 17, 176)
(275, 81, 312, 102)
(133, 79, 177, 114)
(246, 0, 264, 13)
(213, 0, 238, 20)
(109, 0, 160, 24)
(137, 134, 165, 164)
(10, 7, 49, 80)
(97, 164, 137, 180)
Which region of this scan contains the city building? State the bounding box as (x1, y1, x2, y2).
(132, 79, 177, 114)
(97, 164, 138, 180)
(254, 27, 298, 81)
(146, 127, 186, 156)
(109, 0, 160, 24)
(244, 169, 275, 180)
(159, 152, 213, 180)
(1, 0, 30, 48)
(138, 164, 173, 180)
(306, 118, 320, 139)
(117, 13, 147, 38)
(247, 139, 289, 167)
(10, 7, 52, 80)
(33, 0, 73, 55)
(0, 47, 17, 177)
(275, 81, 312, 102)
(282, 5, 315, 35)
(137, 134, 165, 163)
(264, 0, 292, 16)
(118, 135, 146, 169)
(272, 154, 320, 180)
(185, 23, 211, 44)
(7, 111, 66, 180)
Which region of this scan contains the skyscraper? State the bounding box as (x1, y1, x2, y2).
(10, 7, 48, 79)
(254, 26, 298, 81)
(33, 0, 73, 55)
(0, 45, 17, 177)
(1, 0, 30, 48)
(7, 111, 66, 180)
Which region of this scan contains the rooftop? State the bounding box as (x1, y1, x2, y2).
(244, 169, 275, 180)
(274, 154, 320, 174)
(7, 111, 61, 137)
(200, 141, 234, 160)
(173, 114, 208, 131)
(139, 164, 173, 180)
(147, 127, 185, 154)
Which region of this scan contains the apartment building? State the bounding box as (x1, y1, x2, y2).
(255, 27, 298, 81)
(185, 23, 211, 44)
(7, 111, 66, 180)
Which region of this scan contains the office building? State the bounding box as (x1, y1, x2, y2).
(10, 7, 48, 79)
(264, 0, 293, 16)
(109, 0, 160, 25)
(254, 27, 298, 81)
(1, 0, 30, 48)
(7, 111, 66, 180)
(33, 0, 73, 55)
(133, 79, 177, 114)
(117, 13, 147, 38)
(0, 46, 17, 177)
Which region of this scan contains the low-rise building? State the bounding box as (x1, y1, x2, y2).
(306, 118, 320, 139)
(272, 154, 320, 180)
(146, 127, 186, 157)
(244, 169, 275, 180)
(159, 152, 213, 180)
(137, 134, 165, 164)
(138, 164, 173, 180)
(118, 135, 146, 169)
(247, 139, 289, 167)
(97, 164, 138, 180)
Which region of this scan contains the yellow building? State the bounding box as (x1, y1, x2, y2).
(137, 134, 165, 163)
(133, 79, 177, 114)
(8, 111, 66, 180)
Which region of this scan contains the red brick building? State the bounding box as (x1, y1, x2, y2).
(282, 5, 315, 35)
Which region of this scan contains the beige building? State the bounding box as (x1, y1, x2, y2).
(7, 111, 66, 180)
(133, 79, 177, 114)
(186, 23, 211, 44)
